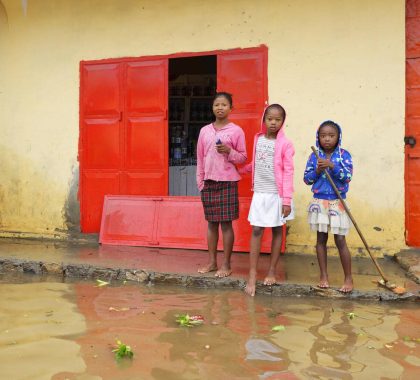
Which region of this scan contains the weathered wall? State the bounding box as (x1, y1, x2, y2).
(0, 0, 405, 254)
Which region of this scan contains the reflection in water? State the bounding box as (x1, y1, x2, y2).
(0, 281, 418, 380)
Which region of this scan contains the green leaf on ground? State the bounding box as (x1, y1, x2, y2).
(272, 325, 286, 332)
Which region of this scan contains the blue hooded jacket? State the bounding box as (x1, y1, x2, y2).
(303, 122, 353, 199)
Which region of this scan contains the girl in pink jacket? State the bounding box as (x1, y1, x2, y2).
(196, 92, 247, 278)
(240, 104, 295, 296)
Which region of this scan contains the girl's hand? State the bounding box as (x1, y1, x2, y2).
(282, 205, 291, 218)
(216, 143, 231, 154)
(316, 158, 334, 174)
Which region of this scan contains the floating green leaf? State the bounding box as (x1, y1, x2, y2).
(403, 336, 420, 343)
(271, 325, 286, 332)
(347, 312, 356, 320)
(175, 314, 204, 327)
(112, 340, 134, 360)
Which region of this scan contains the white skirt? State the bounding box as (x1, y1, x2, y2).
(248, 192, 295, 227)
(307, 198, 351, 235)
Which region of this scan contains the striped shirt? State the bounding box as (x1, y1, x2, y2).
(254, 135, 277, 193)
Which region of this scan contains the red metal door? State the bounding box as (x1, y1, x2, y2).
(80, 62, 123, 232)
(122, 59, 168, 195)
(80, 59, 167, 232)
(406, 0, 420, 246)
(217, 47, 268, 196)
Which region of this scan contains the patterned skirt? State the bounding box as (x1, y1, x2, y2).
(201, 180, 239, 222)
(307, 198, 351, 235)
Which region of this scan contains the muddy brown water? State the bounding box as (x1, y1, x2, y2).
(0, 277, 419, 380)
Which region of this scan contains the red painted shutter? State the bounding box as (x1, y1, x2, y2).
(122, 59, 168, 195)
(80, 62, 123, 232)
(80, 58, 168, 232)
(217, 47, 268, 196)
(406, 1, 420, 246)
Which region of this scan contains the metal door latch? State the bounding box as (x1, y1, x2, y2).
(404, 136, 416, 148)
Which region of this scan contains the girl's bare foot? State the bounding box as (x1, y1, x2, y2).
(198, 263, 217, 274)
(339, 277, 353, 293)
(263, 275, 277, 286)
(215, 264, 232, 278)
(317, 277, 329, 289)
(245, 274, 257, 296)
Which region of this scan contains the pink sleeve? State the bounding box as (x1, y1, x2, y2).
(196, 132, 205, 191)
(238, 163, 252, 174)
(281, 141, 295, 206)
(227, 129, 247, 164)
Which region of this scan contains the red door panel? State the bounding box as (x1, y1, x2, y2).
(121, 172, 167, 196)
(218, 48, 268, 196)
(125, 118, 166, 170)
(80, 62, 123, 232)
(100, 195, 275, 253)
(81, 172, 121, 233)
(124, 60, 168, 195)
(406, 2, 420, 246)
(82, 63, 121, 118)
(100, 196, 157, 244)
(84, 119, 121, 169)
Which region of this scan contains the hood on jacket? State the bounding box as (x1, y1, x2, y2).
(260, 104, 287, 139)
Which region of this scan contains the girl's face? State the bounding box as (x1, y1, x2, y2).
(212, 96, 232, 120)
(264, 108, 284, 136)
(318, 125, 339, 152)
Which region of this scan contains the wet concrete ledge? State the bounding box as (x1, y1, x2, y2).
(0, 257, 418, 303)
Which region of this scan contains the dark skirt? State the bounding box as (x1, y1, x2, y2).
(201, 180, 239, 222)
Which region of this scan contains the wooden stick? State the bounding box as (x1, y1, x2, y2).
(311, 146, 389, 283)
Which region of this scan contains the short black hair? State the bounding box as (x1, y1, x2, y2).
(319, 120, 340, 134)
(263, 103, 286, 121)
(213, 92, 233, 107)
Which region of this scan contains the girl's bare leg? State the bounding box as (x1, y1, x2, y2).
(215, 221, 234, 278)
(198, 221, 219, 273)
(316, 232, 329, 288)
(245, 226, 264, 296)
(264, 225, 283, 285)
(334, 234, 353, 292)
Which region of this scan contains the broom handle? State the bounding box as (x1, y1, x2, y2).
(311, 146, 388, 283)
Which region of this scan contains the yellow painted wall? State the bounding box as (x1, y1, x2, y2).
(0, 0, 405, 254)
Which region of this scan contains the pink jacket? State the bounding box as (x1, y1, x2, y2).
(196, 122, 247, 191)
(240, 114, 295, 206)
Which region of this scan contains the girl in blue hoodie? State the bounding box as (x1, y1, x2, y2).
(303, 120, 353, 293)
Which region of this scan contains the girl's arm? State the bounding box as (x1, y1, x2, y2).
(303, 153, 320, 185)
(330, 150, 353, 183)
(196, 132, 205, 191)
(281, 142, 295, 206)
(227, 129, 247, 164)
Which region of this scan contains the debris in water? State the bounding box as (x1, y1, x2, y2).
(271, 325, 286, 332)
(109, 307, 130, 312)
(95, 279, 110, 287)
(175, 314, 204, 327)
(112, 340, 134, 360)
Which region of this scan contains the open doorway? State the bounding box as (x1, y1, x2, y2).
(168, 55, 216, 195)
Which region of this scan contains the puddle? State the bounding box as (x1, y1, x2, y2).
(0, 280, 418, 379)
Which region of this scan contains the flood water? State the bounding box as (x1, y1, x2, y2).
(0, 278, 419, 380)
